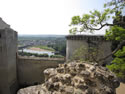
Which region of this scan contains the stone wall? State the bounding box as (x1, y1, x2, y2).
(0, 18, 10, 29)
(66, 35, 112, 64)
(17, 56, 65, 88)
(0, 28, 18, 94)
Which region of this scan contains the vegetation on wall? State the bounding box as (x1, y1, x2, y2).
(69, 0, 125, 79)
(71, 45, 103, 64)
(18, 52, 49, 57)
(71, 46, 87, 61)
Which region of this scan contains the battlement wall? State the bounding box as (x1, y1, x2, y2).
(66, 35, 106, 41)
(17, 56, 65, 88)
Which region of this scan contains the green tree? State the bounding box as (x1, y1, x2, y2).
(69, 0, 125, 79)
(69, 0, 125, 34)
(107, 46, 125, 80)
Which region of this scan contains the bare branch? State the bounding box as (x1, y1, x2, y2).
(86, 23, 114, 30)
(85, 21, 125, 31)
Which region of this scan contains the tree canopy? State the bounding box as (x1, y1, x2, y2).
(69, 0, 125, 79)
(69, 0, 125, 34)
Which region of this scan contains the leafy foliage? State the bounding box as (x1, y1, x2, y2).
(18, 52, 49, 57)
(107, 46, 125, 79)
(71, 46, 102, 62)
(105, 25, 125, 79)
(69, 0, 125, 79)
(18, 52, 64, 58)
(50, 55, 64, 58)
(48, 39, 66, 56)
(69, 0, 125, 34)
(105, 26, 125, 41)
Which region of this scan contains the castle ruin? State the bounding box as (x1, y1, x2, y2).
(0, 18, 116, 94)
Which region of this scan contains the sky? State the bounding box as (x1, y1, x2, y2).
(0, 0, 109, 35)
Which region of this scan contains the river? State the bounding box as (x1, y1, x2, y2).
(18, 49, 55, 56)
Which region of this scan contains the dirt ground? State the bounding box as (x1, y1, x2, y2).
(116, 83, 125, 94)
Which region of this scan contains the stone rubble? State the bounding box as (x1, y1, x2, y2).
(17, 61, 120, 94)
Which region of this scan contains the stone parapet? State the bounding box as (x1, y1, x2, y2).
(17, 56, 65, 88)
(66, 35, 107, 41)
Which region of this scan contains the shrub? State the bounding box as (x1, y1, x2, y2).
(18, 51, 49, 57)
(50, 55, 64, 58)
(39, 53, 49, 57)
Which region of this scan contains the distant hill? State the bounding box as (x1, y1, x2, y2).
(18, 34, 66, 40)
(18, 34, 66, 37)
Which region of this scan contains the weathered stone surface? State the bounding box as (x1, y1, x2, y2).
(17, 61, 120, 94)
(17, 85, 45, 94)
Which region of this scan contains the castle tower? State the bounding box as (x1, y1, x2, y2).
(0, 18, 18, 94)
(66, 35, 112, 64)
